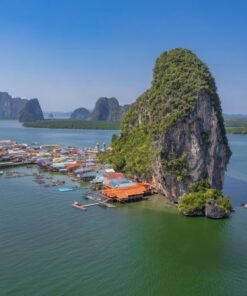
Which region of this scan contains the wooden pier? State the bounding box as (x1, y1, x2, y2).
(72, 199, 116, 211)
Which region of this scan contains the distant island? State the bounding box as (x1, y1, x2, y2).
(68, 97, 130, 122)
(23, 97, 129, 130)
(2, 89, 247, 136)
(24, 117, 247, 133)
(225, 119, 247, 134)
(70, 107, 91, 120)
(0, 93, 130, 126)
(90, 97, 130, 121)
(227, 128, 247, 134)
(23, 119, 120, 130)
(0, 92, 44, 121)
(19, 98, 44, 122)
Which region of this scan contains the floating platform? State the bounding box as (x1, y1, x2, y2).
(72, 201, 87, 211)
(72, 199, 115, 211)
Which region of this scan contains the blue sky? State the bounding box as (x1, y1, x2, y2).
(0, 0, 246, 113)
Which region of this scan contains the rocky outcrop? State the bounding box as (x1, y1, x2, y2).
(110, 48, 231, 202)
(70, 107, 90, 120)
(91, 97, 130, 122)
(0, 92, 28, 119)
(19, 98, 44, 122)
(205, 199, 228, 219)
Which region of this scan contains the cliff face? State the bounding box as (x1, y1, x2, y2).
(70, 107, 90, 120)
(19, 98, 44, 122)
(91, 97, 130, 121)
(0, 92, 28, 119)
(151, 90, 230, 201)
(110, 48, 231, 201)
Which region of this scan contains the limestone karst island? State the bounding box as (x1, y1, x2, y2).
(1, 1, 247, 295)
(99, 48, 232, 218)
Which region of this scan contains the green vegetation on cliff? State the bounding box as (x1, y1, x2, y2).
(162, 153, 188, 181)
(101, 48, 229, 178)
(98, 127, 152, 178)
(123, 48, 226, 134)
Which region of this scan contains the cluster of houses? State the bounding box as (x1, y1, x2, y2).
(0, 140, 153, 203)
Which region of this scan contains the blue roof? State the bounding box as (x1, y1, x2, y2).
(118, 182, 136, 188)
(109, 178, 130, 187)
(91, 176, 105, 183)
(75, 167, 93, 173)
(81, 172, 96, 178)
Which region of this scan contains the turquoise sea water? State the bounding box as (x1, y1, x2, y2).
(0, 121, 247, 296)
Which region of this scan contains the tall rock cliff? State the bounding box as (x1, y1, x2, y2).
(109, 48, 231, 201)
(91, 97, 130, 121)
(70, 107, 90, 120)
(0, 92, 28, 119)
(19, 98, 44, 122)
(0, 92, 44, 121)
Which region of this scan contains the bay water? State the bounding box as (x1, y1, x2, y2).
(0, 121, 247, 295)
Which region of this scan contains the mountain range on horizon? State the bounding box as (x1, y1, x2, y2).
(0, 92, 130, 122)
(1, 90, 247, 122)
(0, 92, 44, 122)
(43, 97, 131, 122)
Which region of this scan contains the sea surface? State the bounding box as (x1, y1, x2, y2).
(0, 121, 247, 296)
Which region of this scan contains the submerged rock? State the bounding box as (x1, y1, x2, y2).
(109, 48, 231, 202)
(19, 98, 44, 122)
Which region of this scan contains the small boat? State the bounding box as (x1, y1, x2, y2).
(84, 195, 101, 201)
(241, 203, 247, 208)
(0, 171, 3, 175)
(59, 187, 73, 192)
(72, 201, 87, 211)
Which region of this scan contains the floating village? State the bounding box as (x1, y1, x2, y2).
(0, 139, 154, 211)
